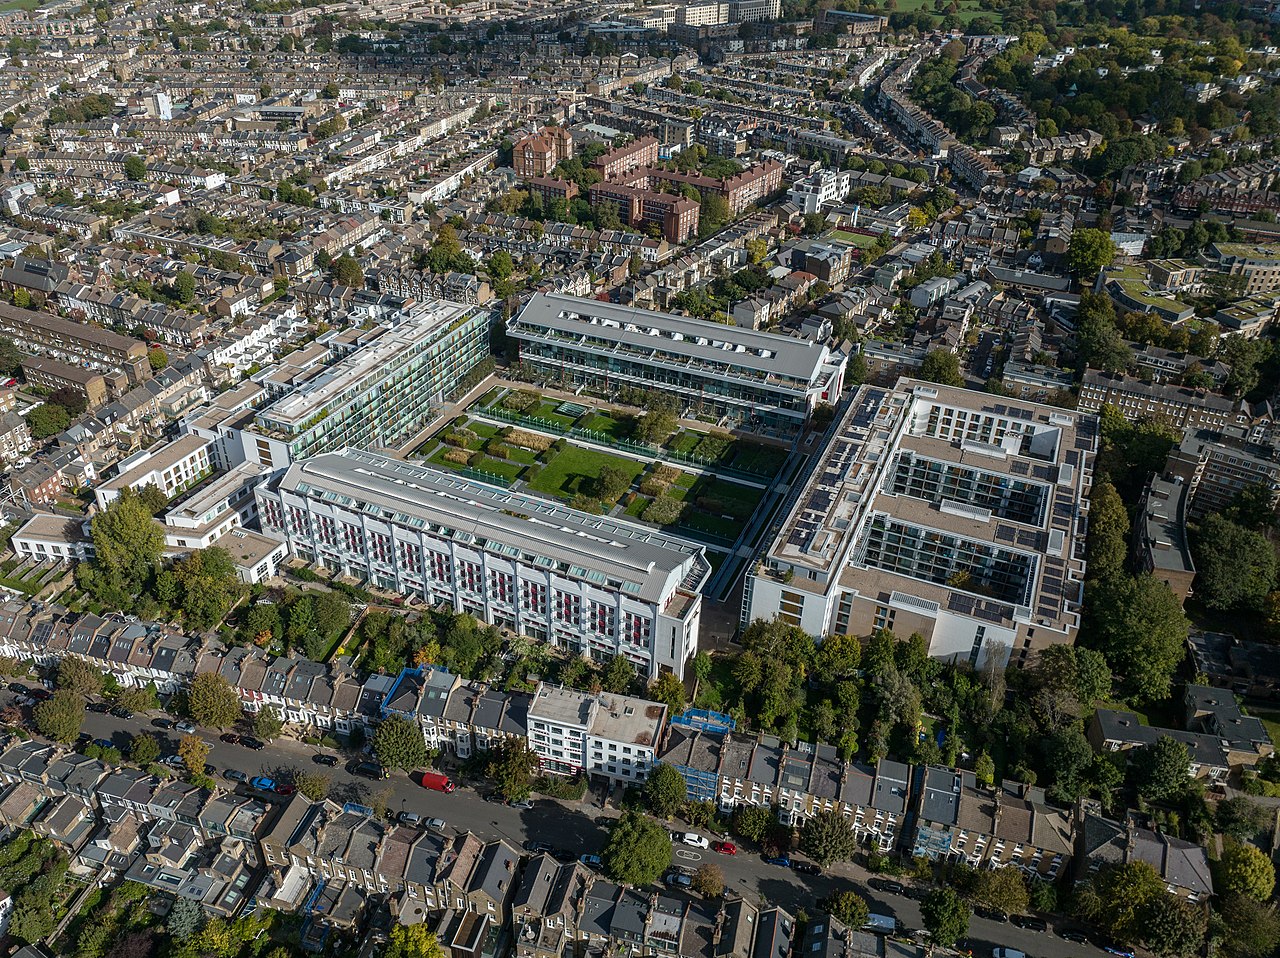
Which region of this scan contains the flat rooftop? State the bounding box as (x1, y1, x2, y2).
(100, 435, 209, 493)
(210, 528, 284, 569)
(278, 449, 709, 606)
(511, 292, 830, 383)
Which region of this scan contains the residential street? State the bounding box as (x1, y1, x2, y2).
(51, 701, 1112, 958)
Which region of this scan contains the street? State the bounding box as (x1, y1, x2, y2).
(60, 702, 1107, 958)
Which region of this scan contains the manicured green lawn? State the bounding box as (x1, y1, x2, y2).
(677, 512, 740, 542)
(531, 400, 582, 431)
(687, 476, 766, 519)
(499, 444, 540, 465)
(668, 431, 703, 456)
(469, 456, 525, 483)
(624, 496, 649, 518)
(468, 421, 501, 441)
(889, 0, 1001, 22)
(728, 441, 789, 476)
(527, 446, 646, 500)
(831, 229, 882, 249)
(580, 412, 632, 441)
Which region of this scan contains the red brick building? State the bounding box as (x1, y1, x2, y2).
(513, 126, 574, 179)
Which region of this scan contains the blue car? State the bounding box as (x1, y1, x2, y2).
(580, 854, 602, 868)
(93, 738, 114, 750)
(763, 854, 791, 867)
(250, 776, 276, 791)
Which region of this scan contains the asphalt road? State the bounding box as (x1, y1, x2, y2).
(49, 700, 1109, 958)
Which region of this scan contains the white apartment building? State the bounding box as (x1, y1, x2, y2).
(255, 449, 709, 679)
(678, 0, 727, 25)
(526, 682, 667, 783)
(94, 435, 213, 510)
(787, 168, 851, 215)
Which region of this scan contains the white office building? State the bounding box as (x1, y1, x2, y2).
(787, 169, 851, 215)
(526, 682, 668, 783)
(255, 449, 709, 679)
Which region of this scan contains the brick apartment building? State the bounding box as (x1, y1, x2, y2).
(513, 126, 574, 179)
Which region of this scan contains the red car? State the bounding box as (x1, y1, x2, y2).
(274, 783, 296, 796)
(712, 841, 737, 855)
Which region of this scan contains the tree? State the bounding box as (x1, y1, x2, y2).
(385, 924, 446, 958)
(644, 763, 687, 819)
(171, 547, 243, 631)
(1217, 893, 1280, 958)
(147, 347, 168, 371)
(815, 633, 861, 679)
(1084, 573, 1189, 703)
(331, 254, 363, 288)
(90, 487, 164, 606)
(1129, 736, 1190, 804)
(602, 810, 672, 886)
(974, 752, 995, 786)
(1075, 861, 1165, 942)
(166, 896, 205, 942)
(1216, 797, 1271, 842)
(1068, 227, 1117, 279)
(489, 739, 538, 802)
(602, 655, 635, 695)
(970, 866, 1029, 917)
(123, 154, 146, 181)
(1142, 894, 1206, 958)
(1076, 293, 1132, 373)
(594, 466, 632, 504)
(57, 656, 104, 697)
(800, 809, 858, 867)
(692, 651, 712, 686)
(373, 715, 428, 770)
(173, 270, 196, 304)
(1219, 842, 1276, 902)
(693, 862, 724, 898)
(487, 250, 514, 282)
(0, 337, 20, 375)
(321, 81, 339, 99)
(178, 734, 210, 773)
(733, 804, 775, 843)
(921, 888, 970, 947)
(295, 771, 331, 802)
(1193, 515, 1277, 611)
(1088, 479, 1130, 578)
(34, 690, 83, 744)
(824, 890, 870, 927)
(649, 673, 685, 714)
(129, 732, 161, 766)
(919, 350, 964, 387)
(253, 705, 284, 741)
(186, 672, 242, 729)
(26, 403, 69, 439)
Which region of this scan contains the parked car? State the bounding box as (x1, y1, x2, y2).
(991, 950, 1026, 958)
(1010, 916, 1047, 932)
(1057, 929, 1091, 944)
(28, 688, 50, 701)
(175, 721, 197, 734)
(203, 764, 216, 776)
(151, 718, 174, 729)
(399, 812, 422, 826)
(792, 861, 821, 876)
(313, 754, 339, 767)
(1099, 942, 1136, 958)
(973, 907, 1008, 923)
(508, 799, 533, 809)
(92, 739, 114, 750)
(87, 702, 111, 713)
(523, 841, 554, 854)
(762, 855, 791, 867)
(711, 841, 737, 855)
(351, 761, 387, 780)
(161, 754, 185, 768)
(580, 854, 602, 868)
(664, 870, 693, 888)
(869, 879, 905, 895)
(678, 832, 709, 849)
(109, 706, 133, 719)
(223, 769, 248, 783)
(274, 783, 296, 796)
(250, 776, 276, 791)
(483, 793, 505, 804)
(425, 818, 447, 832)
(239, 737, 265, 750)
(6, 683, 28, 694)
(219, 733, 240, 745)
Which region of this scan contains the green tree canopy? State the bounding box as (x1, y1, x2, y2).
(91, 489, 164, 602)
(1193, 514, 1277, 611)
(26, 403, 69, 439)
(331, 254, 364, 288)
(969, 866, 1029, 917)
(644, 763, 688, 819)
(602, 810, 672, 886)
(1068, 227, 1117, 279)
(56, 656, 104, 697)
(186, 672, 242, 729)
(34, 690, 84, 744)
(823, 889, 870, 928)
(489, 739, 539, 802)
(1075, 861, 1165, 943)
(129, 732, 161, 766)
(800, 809, 858, 867)
(123, 154, 146, 181)
(919, 349, 964, 387)
(1084, 573, 1189, 703)
(373, 715, 428, 770)
(921, 888, 970, 947)
(252, 705, 284, 741)
(1218, 842, 1277, 902)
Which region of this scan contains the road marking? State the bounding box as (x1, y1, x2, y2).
(674, 849, 702, 862)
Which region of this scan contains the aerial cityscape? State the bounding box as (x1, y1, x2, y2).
(0, 0, 1276, 956)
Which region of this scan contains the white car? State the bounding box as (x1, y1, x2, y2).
(175, 721, 197, 734)
(992, 949, 1026, 958)
(679, 832, 710, 849)
(426, 818, 447, 832)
